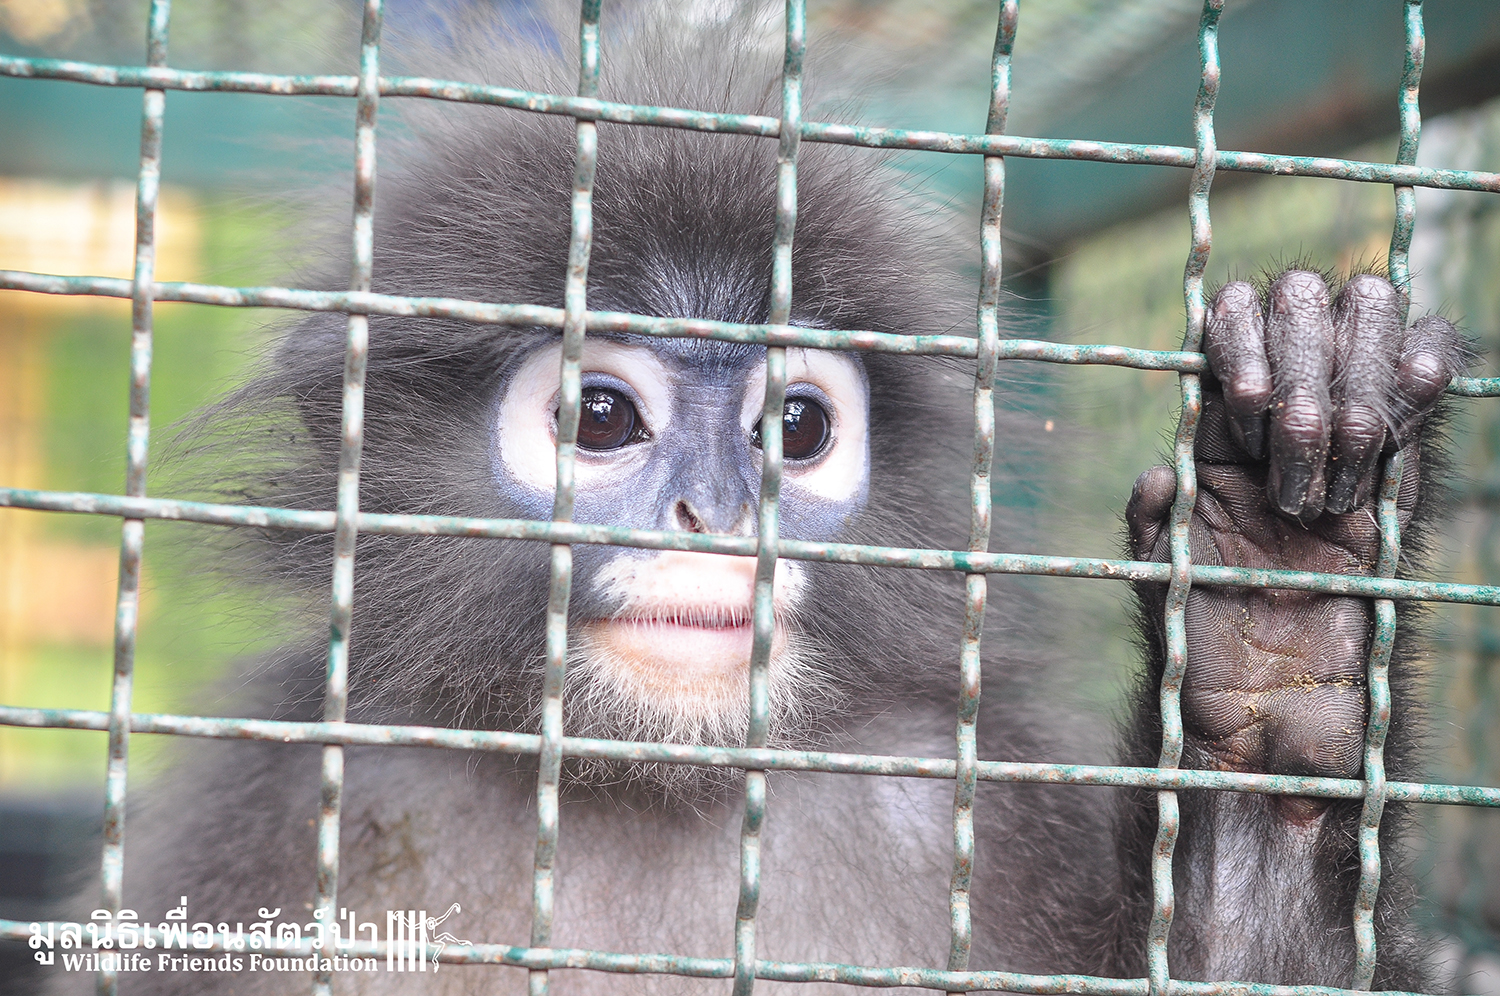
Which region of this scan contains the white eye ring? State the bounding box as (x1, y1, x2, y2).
(496, 341, 672, 492)
(740, 348, 869, 503)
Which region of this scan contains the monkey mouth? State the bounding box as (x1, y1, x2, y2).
(581, 606, 762, 678)
(616, 605, 754, 629)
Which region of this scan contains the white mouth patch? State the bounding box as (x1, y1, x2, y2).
(565, 551, 812, 744)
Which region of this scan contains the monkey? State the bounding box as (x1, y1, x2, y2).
(32, 6, 1470, 995)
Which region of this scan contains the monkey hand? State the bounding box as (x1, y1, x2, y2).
(1125, 271, 1466, 783)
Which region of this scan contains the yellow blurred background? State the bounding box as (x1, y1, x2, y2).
(0, 179, 282, 789)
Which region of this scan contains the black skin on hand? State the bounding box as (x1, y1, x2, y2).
(1126, 271, 1467, 795)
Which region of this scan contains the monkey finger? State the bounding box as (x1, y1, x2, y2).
(1325, 275, 1401, 514)
(1127, 465, 1176, 560)
(1391, 314, 1467, 446)
(1204, 281, 1272, 459)
(1263, 271, 1336, 519)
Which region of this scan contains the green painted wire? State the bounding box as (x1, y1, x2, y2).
(97, 1, 171, 994)
(1146, 2, 1220, 992)
(528, 4, 603, 995)
(1351, 2, 1428, 988)
(310, 2, 385, 993)
(731, 4, 802, 993)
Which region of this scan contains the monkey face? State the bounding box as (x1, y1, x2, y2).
(488, 333, 869, 752)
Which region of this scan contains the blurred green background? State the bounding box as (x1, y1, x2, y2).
(0, 0, 1498, 991)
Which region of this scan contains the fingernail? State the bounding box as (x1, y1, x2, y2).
(1278, 463, 1313, 515)
(1326, 464, 1358, 514)
(1236, 416, 1266, 461)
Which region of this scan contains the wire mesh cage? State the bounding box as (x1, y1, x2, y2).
(1, 0, 1499, 994)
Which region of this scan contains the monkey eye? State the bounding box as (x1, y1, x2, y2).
(751, 398, 832, 461)
(575, 387, 647, 450)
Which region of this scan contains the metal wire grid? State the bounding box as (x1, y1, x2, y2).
(2, 0, 1500, 994)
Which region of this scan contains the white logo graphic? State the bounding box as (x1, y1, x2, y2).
(387, 904, 471, 972)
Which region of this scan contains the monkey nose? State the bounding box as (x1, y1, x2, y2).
(671, 499, 752, 535)
(673, 500, 708, 533)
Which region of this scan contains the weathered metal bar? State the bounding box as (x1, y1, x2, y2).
(9, 270, 1500, 400)
(0, 270, 1159, 363)
(7, 486, 1500, 604)
(95, 4, 169, 994)
(947, 0, 1016, 976)
(0, 915, 1453, 996)
(1353, 455, 1404, 989)
(1387, 1, 1425, 309)
(6, 269, 1500, 398)
(1351, 4, 1427, 986)
(3, 55, 1500, 193)
(5, 704, 1497, 807)
(1445, 376, 1500, 397)
(528, 5, 602, 994)
(309, 3, 382, 993)
(731, 5, 802, 993)
(1147, 4, 1220, 991)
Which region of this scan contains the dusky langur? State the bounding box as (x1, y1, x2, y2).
(46, 6, 1468, 995)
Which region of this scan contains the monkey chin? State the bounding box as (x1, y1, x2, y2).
(572, 611, 796, 734)
(562, 617, 821, 802)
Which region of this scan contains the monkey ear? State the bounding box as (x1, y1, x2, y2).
(269, 313, 354, 448)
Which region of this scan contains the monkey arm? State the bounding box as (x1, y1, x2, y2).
(1111, 271, 1467, 987)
